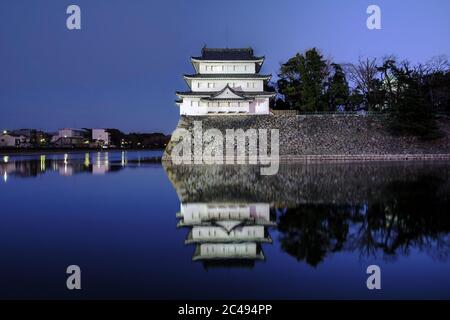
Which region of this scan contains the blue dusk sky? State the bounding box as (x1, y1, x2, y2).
(1, 0, 449, 133)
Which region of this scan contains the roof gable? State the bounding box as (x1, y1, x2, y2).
(212, 85, 246, 99)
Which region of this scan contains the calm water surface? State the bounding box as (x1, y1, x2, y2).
(0, 151, 449, 299)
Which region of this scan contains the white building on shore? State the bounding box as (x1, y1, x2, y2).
(0, 133, 28, 147)
(51, 128, 87, 143)
(92, 129, 111, 148)
(176, 47, 275, 115)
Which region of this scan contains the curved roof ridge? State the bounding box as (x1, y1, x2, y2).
(211, 84, 246, 99)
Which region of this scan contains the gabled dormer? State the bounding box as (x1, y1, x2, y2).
(205, 85, 252, 101)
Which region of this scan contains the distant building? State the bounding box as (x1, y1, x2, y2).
(176, 47, 275, 115)
(51, 128, 88, 147)
(51, 128, 87, 142)
(10, 129, 35, 137)
(92, 129, 111, 148)
(53, 128, 86, 140)
(10, 129, 48, 146)
(0, 133, 28, 147)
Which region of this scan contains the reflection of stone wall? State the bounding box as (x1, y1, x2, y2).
(164, 162, 450, 206)
(163, 115, 450, 161)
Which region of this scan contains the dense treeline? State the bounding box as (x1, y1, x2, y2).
(272, 48, 450, 139)
(107, 129, 170, 149)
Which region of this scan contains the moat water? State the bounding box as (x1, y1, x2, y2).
(0, 151, 449, 299)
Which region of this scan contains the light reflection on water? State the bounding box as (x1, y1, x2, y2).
(0, 150, 162, 180)
(0, 151, 450, 299)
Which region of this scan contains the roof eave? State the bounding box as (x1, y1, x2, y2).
(176, 91, 276, 98)
(200, 97, 254, 102)
(182, 76, 192, 89)
(190, 59, 200, 73)
(183, 75, 271, 80)
(191, 57, 265, 63)
(176, 92, 211, 98)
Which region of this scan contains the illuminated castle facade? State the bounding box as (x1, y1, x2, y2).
(176, 47, 275, 115)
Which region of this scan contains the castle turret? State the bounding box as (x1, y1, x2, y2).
(176, 47, 275, 115)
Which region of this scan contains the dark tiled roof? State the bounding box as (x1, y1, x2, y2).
(1, 133, 23, 138)
(201, 97, 253, 101)
(192, 48, 264, 61)
(184, 73, 271, 79)
(176, 90, 276, 97)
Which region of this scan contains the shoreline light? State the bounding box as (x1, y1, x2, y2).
(40, 155, 46, 171)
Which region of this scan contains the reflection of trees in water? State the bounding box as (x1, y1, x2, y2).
(165, 162, 450, 266)
(276, 204, 353, 267)
(276, 173, 450, 266)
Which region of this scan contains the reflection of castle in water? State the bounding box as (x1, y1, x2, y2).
(165, 162, 450, 267)
(177, 203, 275, 267)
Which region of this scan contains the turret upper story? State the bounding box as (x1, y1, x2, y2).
(185, 47, 271, 92)
(191, 47, 265, 74)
